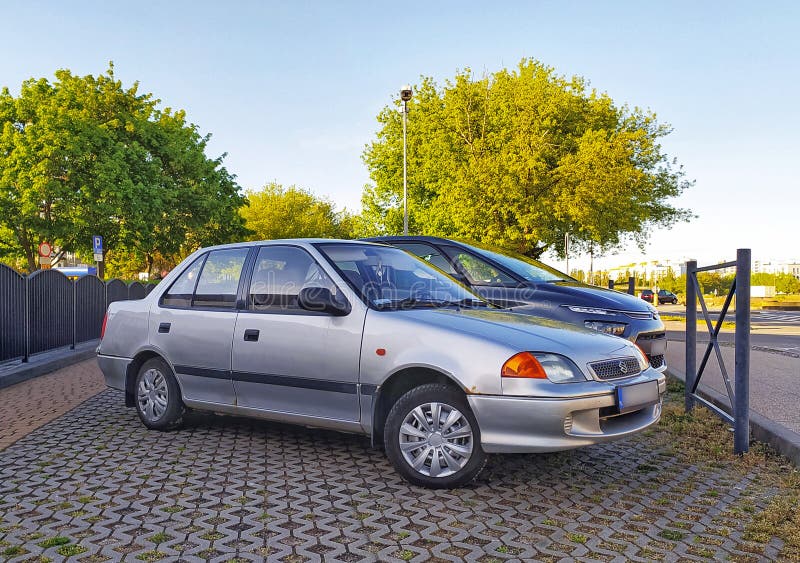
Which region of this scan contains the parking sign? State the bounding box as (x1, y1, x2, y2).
(92, 236, 103, 254)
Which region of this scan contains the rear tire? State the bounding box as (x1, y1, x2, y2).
(134, 358, 184, 431)
(384, 383, 486, 488)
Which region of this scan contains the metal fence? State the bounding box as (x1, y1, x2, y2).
(685, 249, 751, 455)
(0, 264, 158, 365)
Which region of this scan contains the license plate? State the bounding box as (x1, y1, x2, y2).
(616, 380, 659, 414)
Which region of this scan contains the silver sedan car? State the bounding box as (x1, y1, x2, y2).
(98, 239, 666, 488)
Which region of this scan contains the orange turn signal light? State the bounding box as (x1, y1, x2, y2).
(501, 352, 547, 379)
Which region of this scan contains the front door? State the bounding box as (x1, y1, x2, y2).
(231, 245, 365, 421)
(150, 247, 250, 405)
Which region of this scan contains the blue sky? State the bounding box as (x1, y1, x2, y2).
(2, 1, 798, 270)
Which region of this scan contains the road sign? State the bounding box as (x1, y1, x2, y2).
(92, 235, 103, 254)
(39, 256, 51, 266)
(38, 242, 52, 257)
(93, 253, 103, 262)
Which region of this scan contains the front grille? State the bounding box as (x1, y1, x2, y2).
(649, 354, 665, 369)
(590, 357, 641, 380)
(623, 310, 655, 320)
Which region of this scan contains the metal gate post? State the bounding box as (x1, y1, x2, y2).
(72, 279, 76, 350)
(734, 249, 751, 454)
(24, 273, 29, 363)
(608, 280, 614, 290)
(627, 277, 635, 295)
(685, 260, 697, 412)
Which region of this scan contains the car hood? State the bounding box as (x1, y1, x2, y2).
(398, 307, 635, 359)
(521, 281, 652, 312)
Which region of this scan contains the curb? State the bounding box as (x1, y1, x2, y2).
(0, 341, 98, 390)
(666, 368, 800, 466)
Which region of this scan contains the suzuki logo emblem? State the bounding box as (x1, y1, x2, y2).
(618, 361, 628, 374)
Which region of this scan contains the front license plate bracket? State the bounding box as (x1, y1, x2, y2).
(615, 380, 659, 414)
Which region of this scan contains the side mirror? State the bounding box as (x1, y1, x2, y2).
(298, 287, 351, 316)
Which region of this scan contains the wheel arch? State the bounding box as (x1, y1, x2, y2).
(124, 348, 176, 407)
(370, 366, 466, 447)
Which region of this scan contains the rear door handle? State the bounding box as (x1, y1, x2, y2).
(158, 322, 171, 334)
(243, 329, 260, 342)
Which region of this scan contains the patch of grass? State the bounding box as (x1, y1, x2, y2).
(568, 533, 588, 544)
(135, 550, 167, 561)
(199, 531, 224, 541)
(3, 546, 25, 557)
(395, 550, 414, 561)
(160, 505, 183, 513)
(659, 529, 686, 541)
(150, 532, 171, 544)
(542, 518, 558, 526)
(38, 536, 71, 548)
(56, 543, 87, 557)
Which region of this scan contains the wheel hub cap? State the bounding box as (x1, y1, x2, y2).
(398, 402, 473, 478)
(137, 368, 168, 422)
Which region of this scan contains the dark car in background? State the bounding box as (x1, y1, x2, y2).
(365, 236, 667, 370)
(641, 289, 678, 305)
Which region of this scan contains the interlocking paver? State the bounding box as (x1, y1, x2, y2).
(0, 372, 790, 562)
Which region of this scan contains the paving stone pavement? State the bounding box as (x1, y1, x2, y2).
(0, 389, 787, 562)
(0, 359, 105, 451)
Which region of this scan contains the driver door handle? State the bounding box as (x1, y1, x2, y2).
(243, 329, 260, 342)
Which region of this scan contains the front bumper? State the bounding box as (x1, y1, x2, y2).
(468, 373, 666, 453)
(97, 354, 131, 391)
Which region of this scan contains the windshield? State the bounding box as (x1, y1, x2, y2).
(316, 243, 486, 309)
(461, 243, 574, 283)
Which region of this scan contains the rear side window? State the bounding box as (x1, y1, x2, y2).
(160, 256, 205, 307)
(193, 248, 250, 308)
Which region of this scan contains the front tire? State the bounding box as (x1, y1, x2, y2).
(134, 358, 184, 431)
(384, 383, 486, 488)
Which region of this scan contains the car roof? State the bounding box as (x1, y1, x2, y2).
(362, 235, 465, 246)
(196, 238, 390, 253)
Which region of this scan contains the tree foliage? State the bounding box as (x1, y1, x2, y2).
(0, 64, 247, 274)
(240, 182, 354, 241)
(361, 59, 693, 258)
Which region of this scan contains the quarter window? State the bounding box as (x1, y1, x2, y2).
(192, 248, 249, 308)
(248, 246, 337, 311)
(160, 256, 205, 308)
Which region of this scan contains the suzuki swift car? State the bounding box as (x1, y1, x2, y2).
(98, 239, 666, 488)
(365, 236, 667, 370)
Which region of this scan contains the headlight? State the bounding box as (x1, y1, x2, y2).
(566, 305, 616, 316)
(584, 320, 627, 336)
(501, 352, 587, 383)
(633, 345, 650, 371)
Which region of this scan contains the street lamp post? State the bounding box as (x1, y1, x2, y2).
(400, 85, 413, 235)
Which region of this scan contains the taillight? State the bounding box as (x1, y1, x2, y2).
(100, 312, 108, 340)
(501, 352, 547, 379)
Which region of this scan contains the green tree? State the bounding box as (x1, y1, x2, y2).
(240, 182, 353, 241)
(0, 64, 247, 274)
(361, 59, 693, 258)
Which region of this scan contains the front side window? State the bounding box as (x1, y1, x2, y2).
(192, 248, 249, 308)
(460, 243, 571, 283)
(161, 255, 205, 307)
(441, 246, 517, 287)
(317, 243, 485, 310)
(392, 242, 457, 275)
(248, 246, 338, 312)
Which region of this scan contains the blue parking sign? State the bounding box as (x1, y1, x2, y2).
(92, 236, 103, 254)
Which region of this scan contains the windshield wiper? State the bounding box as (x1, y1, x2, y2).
(374, 297, 488, 310)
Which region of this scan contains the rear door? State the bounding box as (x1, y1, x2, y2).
(150, 247, 250, 405)
(230, 244, 365, 422)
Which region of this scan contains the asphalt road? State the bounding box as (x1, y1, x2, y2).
(658, 304, 800, 327)
(666, 328, 800, 355)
